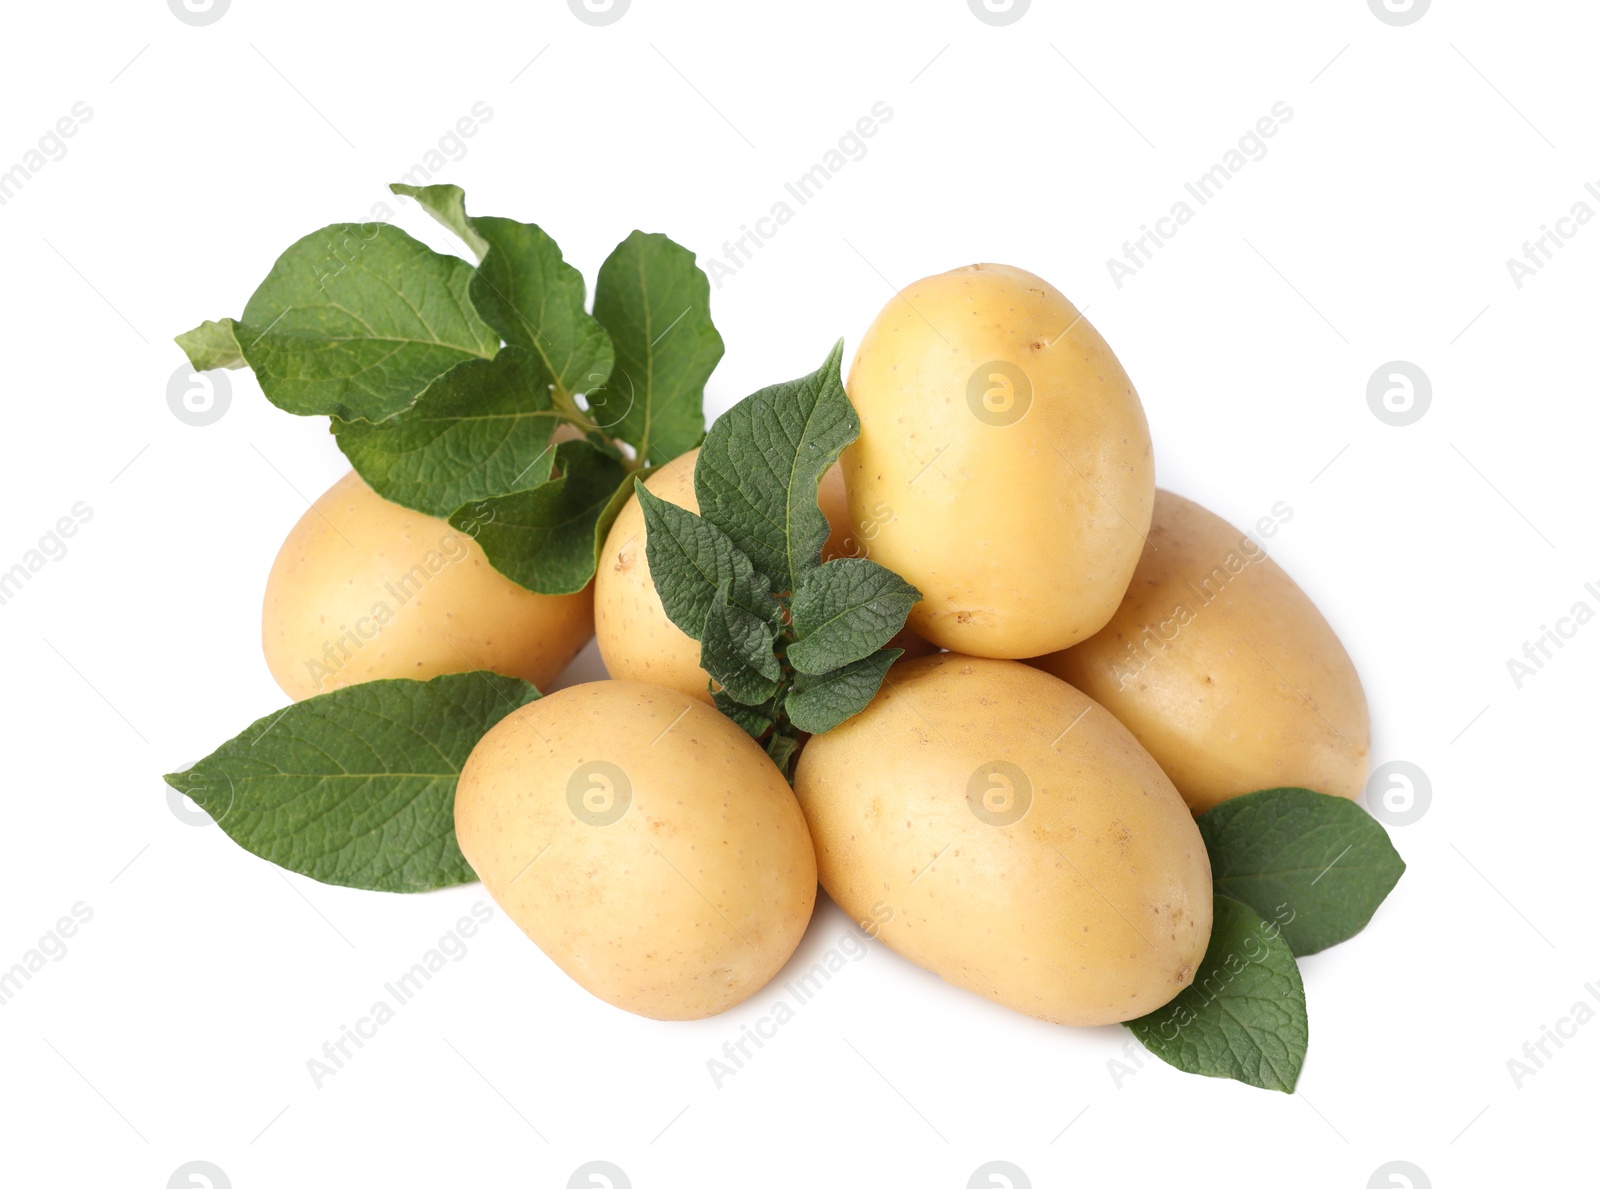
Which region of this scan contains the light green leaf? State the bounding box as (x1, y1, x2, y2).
(161, 673, 539, 892)
(635, 482, 778, 636)
(1127, 895, 1308, 1093)
(448, 440, 627, 595)
(785, 648, 901, 735)
(175, 318, 244, 371)
(332, 347, 565, 517)
(390, 182, 491, 260)
(592, 471, 643, 575)
(470, 216, 614, 403)
(590, 231, 723, 465)
(236, 223, 498, 421)
(788, 558, 921, 675)
(1198, 788, 1406, 957)
(694, 341, 856, 594)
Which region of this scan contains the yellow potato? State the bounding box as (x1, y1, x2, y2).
(455, 681, 817, 1020)
(1032, 490, 1370, 813)
(595, 450, 931, 701)
(594, 449, 709, 701)
(794, 654, 1211, 1027)
(262, 471, 593, 700)
(844, 263, 1154, 657)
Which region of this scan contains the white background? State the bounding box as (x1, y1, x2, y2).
(0, 1, 1593, 1186)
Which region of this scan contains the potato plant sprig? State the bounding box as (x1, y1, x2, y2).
(174, 182, 723, 596)
(636, 342, 921, 775)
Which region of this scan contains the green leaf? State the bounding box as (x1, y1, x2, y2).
(1127, 895, 1308, 1093)
(175, 318, 244, 371)
(390, 182, 491, 260)
(694, 341, 857, 594)
(470, 216, 614, 403)
(592, 471, 643, 574)
(161, 673, 538, 892)
(699, 583, 782, 705)
(635, 482, 778, 636)
(766, 733, 799, 778)
(785, 648, 901, 735)
(788, 558, 922, 675)
(590, 231, 724, 465)
(713, 690, 774, 739)
(235, 223, 498, 421)
(448, 440, 626, 595)
(332, 347, 565, 517)
(1198, 787, 1406, 957)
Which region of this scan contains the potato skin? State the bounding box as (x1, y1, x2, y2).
(262, 471, 593, 701)
(595, 450, 932, 700)
(843, 263, 1154, 657)
(1033, 490, 1371, 814)
(594, 448, 710, 701)
(455, 681, 817, 1020)
(794, 654, 1211, 1027)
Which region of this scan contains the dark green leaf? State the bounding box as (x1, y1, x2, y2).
(713, 690, 774, 739)
(390, 182, 490, 260)
(175, 318, 244, 371)
(1198, 787, 1406, 957)
(785, 648, 900, 735)
(699, 583, 781, 705)
(635, 482, 778, 636)
(332, 347, 568, 517)
(161, 673, 539, 892)
(449, 440, 626, 594)
(236, 223, 499, 421)
(590, 231, 723, 465)
(766, 733, 799, 777)
(1127, 895, 1308, 1093)
(693, 341, 857, 594)
(788, 558, 922, 675)
(470, 216, 613, 403)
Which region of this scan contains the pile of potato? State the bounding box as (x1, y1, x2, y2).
(263, 263, 1368, 1025)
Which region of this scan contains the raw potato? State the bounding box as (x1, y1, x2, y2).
(794, 653, 1211, 1027)
(595, 449, 932, 702)
(455, 681, 818, 1020)
(844, 263, 1154, 658)
(262, 471, 593, 701)
(1032, 490, 1371, 814)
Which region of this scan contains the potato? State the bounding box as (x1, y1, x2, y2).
(594, 449, 709, 701)
(1032, 490, 1370, 813)
(262, 471, 593, 700)
(843, 263, 1154, 658)
(595, 449, 932, 701)
(454, 681, 817, 1020)
(794, 654, 1211, 1026)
